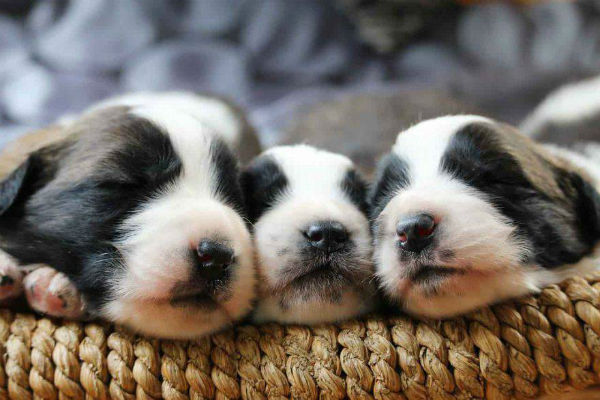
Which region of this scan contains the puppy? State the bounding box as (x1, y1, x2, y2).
(371, 115, 600, 318)
(241, 144, 376, 324)
(521, 75, 600, 146)
(0, 92, 259, 338)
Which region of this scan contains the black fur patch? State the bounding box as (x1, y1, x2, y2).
(240, 156, 289, 223)
(0, 158, 31, 215)
(441, 122, 600, 268)
(341, 169, 369, 216)
(0, 115, 183, 309)
(369, 153, 411, 219)
(210, 138, 245, 215)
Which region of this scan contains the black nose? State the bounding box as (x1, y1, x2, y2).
(396, 214, 436, 253)
(196, 240, 234, 282)
(304, 221, 349, 253)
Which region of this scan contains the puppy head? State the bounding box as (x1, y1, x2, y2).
(0, 101, 256, 338)
(241, 144, 376, 324)
(371, 115, 600, 318)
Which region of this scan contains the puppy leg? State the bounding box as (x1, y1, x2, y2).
(24, 267, 87, 319)
(0, 251, 24, 301)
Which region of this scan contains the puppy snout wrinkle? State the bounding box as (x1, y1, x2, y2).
(396, 213, 436, 253)
(196, 240, 234, 283)
(304, 221, 349, 254)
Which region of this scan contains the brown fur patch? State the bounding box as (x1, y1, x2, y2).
(0, 106, 135, 184)
(495, 122, 567, 200)
(40, 107, 137, 190)
(495, 122, 598, 202)
(0, 125, 71, 180)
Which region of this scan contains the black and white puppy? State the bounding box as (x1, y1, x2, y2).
(0, 92, 259, 338)
(241, 145, 376, 323)
(371, 115, 600, 318)
(521, 75, 600, 146)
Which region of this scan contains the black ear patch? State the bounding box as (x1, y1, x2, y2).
(0, 158, 31, 215)
(210, 138, 245, 214)
(560, 170, 600, 246)
(240, 156, 288, 223)
(369, 153, 411, 219)
(341, 169, 369, 216)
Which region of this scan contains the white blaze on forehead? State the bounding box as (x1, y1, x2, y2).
(265, 144, 353, 201)
(392, 115, 492, 184)
(89, 91, 243, 147)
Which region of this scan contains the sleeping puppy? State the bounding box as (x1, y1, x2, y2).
(371, 115, 600, 318)
(521, 74, 600, 146)
(241, 145, 376, 323)
(0, 92, 259, 338)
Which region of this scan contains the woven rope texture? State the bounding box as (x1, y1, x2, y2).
(1, 276, 600, 400)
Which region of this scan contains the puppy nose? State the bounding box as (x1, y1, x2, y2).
(304, 221, 349, 253)
(396, 214, 436, 253)
(196, 240, 234, 281)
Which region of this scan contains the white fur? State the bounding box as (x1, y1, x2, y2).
(100, 100, 256, 338)
(374, 115, 600, 318)
(251, 145, 375, 324)
(521, 75, 600, 136)
(265, 144, 354, 202)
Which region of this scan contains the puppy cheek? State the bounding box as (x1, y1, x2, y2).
(220, 219, 257, 319)
(119, 251, 188, 299)
(374, 237, 405, 297)
(253, 219, 299, 288)
(436, 213, 526, 272)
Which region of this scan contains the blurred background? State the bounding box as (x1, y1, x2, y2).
(0, 0, 599, 148)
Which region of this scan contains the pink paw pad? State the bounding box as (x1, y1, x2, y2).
(0, 252, 24, 302)
(24, 267, 86, 319)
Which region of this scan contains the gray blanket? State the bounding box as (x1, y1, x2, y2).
(1, 0, 599, 149)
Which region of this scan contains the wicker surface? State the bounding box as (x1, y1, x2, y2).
(1, 276, 600, 399)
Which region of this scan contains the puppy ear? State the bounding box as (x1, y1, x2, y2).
(567, 171, 600, 244)
(239, 156, 288, 223)
(0, 157, 33, 216)
(369, 153, 410, 219)
(0, 141, 65, 218)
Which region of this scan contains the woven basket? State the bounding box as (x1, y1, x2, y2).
(2, 276, 600, 400)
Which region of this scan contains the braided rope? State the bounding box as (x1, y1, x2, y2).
(2, 278, 600, 399)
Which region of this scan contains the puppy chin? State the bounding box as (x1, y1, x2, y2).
(103, 300, 232, 339)
(103, 197, 256, 338)
(396, 247, 599, 319)
(388, 268, 534, 318)
(253, 289, 373, 324)
(252, 197, 376, 323)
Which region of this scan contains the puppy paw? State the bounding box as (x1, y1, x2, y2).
(0, 251, 24, 302)
(24, 267, 87, 319)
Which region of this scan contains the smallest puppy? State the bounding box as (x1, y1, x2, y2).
(241, 145, 376, 324)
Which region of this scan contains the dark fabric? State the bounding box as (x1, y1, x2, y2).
(0, 0, 599, 149)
